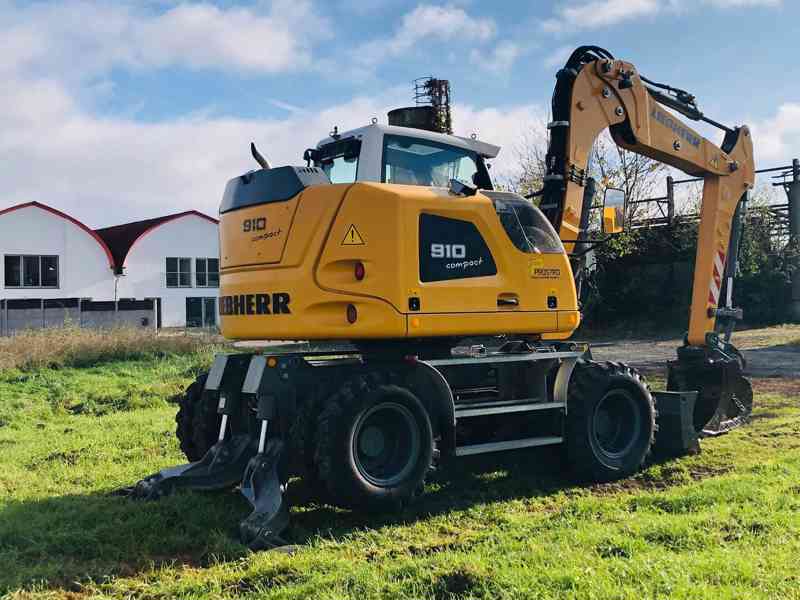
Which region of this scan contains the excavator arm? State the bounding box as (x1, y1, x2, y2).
(541, 46, 755, 435)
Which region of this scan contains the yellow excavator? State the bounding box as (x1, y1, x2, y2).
(133, 46, 755, 549)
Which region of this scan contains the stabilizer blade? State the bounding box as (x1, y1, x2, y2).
(239, 438, 290, 550)
(131, 434, 255, 499)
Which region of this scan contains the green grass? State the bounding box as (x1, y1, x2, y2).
(1, 363, 799, 599)
(0, 352, 216, 430)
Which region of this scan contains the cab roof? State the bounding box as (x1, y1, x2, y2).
(315, 123, 501, 159)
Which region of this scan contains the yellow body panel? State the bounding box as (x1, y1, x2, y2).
(219, 182, 579, 341)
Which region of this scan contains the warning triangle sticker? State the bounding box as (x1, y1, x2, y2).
(341, 224, 366, 246)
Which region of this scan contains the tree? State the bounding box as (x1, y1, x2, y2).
(511, 125, 668, 227)
(590, 133, 668, 224)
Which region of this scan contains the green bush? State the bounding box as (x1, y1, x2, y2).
(580, 210, 795, 332)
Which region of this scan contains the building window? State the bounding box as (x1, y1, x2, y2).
(195, 258, 219, 288)
(4, 255, 59, 288)
(186, 297, 217, 328)
(166, 257, 192, 288)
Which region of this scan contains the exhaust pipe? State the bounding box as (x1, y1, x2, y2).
(251, 142, 271, 170)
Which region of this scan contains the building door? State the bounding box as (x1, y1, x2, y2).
(186, 297, 217, 328)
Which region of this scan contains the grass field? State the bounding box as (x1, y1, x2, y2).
(1, 333, 799, 599)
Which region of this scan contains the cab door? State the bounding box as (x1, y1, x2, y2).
(403, 191, 511, 315)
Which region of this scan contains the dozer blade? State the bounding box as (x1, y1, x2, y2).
(131, 434, 255, 499)
(667, 342, 753, 437)
(239, 438, 290, 550)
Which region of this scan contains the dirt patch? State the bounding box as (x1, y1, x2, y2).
(26, 448, 85, 469)
(588, 461, 732, 496)
(590, 326, 800, 380)
(433, 567, 486, 600)
(751, 377, 800, 397)
(227, 565, 306, 596)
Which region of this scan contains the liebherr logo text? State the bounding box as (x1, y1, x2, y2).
(651, 107, 701, 148)
(219, 293, 291, 316)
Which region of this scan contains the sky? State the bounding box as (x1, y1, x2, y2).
(1, 0, 798, 227)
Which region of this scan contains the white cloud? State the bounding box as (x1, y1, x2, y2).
(705, 0, 780, 5)
(356, 4, 496, 67)
(542, 0, 660, 32)
(0, 0, 330, 78)
(542, 45, 573, 68)
(748, 103, 800, 165)
(471, 41, 522, 74)
(0, 0, 544, 227)
(451, 103, 546, 174)
(541, 0, 780, 32)
(0, 75, 400, 226)
(0, 68, 542, 226)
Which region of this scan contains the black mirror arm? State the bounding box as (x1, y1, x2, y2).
(563, 235, 617, 257)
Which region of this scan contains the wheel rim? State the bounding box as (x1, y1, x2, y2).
(352, 401, 420, 487)
(592, 388, 641, 459)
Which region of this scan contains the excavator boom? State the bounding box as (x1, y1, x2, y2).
(541, 46, 755, 434)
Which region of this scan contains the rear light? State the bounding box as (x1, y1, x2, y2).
(346, 304, 358, 324)
(354, 261, 365, 281)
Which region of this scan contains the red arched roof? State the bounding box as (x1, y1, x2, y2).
(95, 210, 218, 273)
(0, 201, 115, 268)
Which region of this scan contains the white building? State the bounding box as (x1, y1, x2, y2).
(1, 201, 220, 328)
(95, 211, 220, 327)
(0, 201, 116, 300)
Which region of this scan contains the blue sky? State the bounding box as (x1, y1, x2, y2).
(1, 0, 797, 226)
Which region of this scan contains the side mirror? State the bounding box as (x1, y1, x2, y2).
(602, 187, 626, 235)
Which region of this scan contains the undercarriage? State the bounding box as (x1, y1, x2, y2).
(129, 338, 744, 549)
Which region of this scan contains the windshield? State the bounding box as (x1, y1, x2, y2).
(382, 134, 490, 188)
(314, 138, 361, 184)
(483, 191, 564, 254)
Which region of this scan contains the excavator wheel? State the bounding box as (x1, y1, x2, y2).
(566, 360, 656, 482)
(313, 372, 434, 512)
(175, 372, 218, 462)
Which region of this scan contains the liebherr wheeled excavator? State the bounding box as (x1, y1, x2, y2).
(133, 47, 755, 549)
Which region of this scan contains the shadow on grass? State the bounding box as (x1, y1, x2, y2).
(287, 446, 573, 542)
(1, 445, 578, 592)
(0, 484, 250, 592)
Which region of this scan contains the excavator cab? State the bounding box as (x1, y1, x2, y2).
(306, 122, 498, 189)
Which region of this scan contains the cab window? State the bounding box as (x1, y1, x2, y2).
(483, 191, 565, 254)
(382, 134, 488, 188)
(315, 138, 360, 183)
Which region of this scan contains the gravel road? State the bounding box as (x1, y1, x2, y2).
(590, 325, 800, 379)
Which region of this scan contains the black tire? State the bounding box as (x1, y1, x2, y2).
(314, 373, 434, 511)
(175, 372, 218, 462)
(566, 360, 656, 482)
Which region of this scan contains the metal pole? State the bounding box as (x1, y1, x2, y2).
(573, 177, 597, 300)
(716, 192, 747, 342)
(666, 175, 675, 224)
(789, 158, 800, 321)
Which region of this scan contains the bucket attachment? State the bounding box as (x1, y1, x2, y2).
(239, 437, 290, 549)
(667, 334, 753, 437)
(131, 434, 255, 499)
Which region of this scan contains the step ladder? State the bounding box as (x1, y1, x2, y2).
(453, 397, 565, 457)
